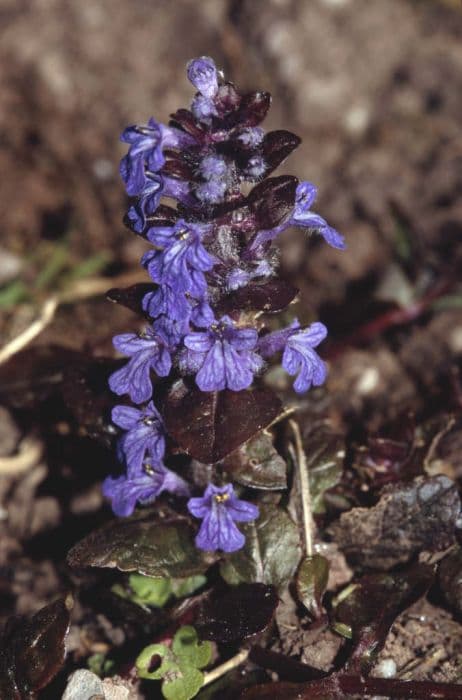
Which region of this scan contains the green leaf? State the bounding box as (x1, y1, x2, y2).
(35, 244, 69, 290)
(171, 575, 207, 599)
(172, 626, 212, 669)
(136, 627, 211, 700)
(295, 555, 329, 619)
(129, 574, 172, 607)
(163, 666, 204, 700)
(68, 252, 110, 280)
(220, 504, 301, 589)
(0, 280, 29, 308)
(136, 643, 175, 681)
(68, 513, 213, 579)
(87, 652, 115, 677)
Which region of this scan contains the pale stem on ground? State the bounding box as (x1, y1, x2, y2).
(0, 436, 43, 476)
(202, 649, 250, 688)
(289, 418, 314, 557)
(0, 296, 58, 366)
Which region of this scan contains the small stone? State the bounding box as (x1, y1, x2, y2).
(62, 669, 104, 700)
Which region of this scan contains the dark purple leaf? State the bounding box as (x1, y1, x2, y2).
(230, 91, 271, 128)
(61, 356, 121, 444)
(335, 562, 434, 674)
(262, 131, 301, 176)
(162, 156, 195, 180)
(169, 108, 206, 140)
(0, 345, 84, 408)
(196, 583, 278, 643)
(223, 430, 287, 490)
(248, 175, 298, 229)
(162, 379, 283, 464)
(0, 598, 72, 699)
(352, 414, 453, 492)
(439, 546, 462, 616)
(215, 82, 242, 119)
(329, 475, 461, 569)
(295, 555, 329, 620)
(68, 511, 212, 578)
(106, 282, 156, 316)
(220, 504, 301, 589)
(219, 279, 298, 315)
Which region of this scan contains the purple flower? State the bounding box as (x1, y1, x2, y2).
(184, 315, 262, 392)
(144, 220, 216, 298)
(289, 182, 345, 250)
(258, 319, 301, 358)
(259, 320, 327, 392)
(137, 172, 164, 223)
(226, 259, 273, 291)
(187, 57, 218, 99)
(103, 463, 189, 518)
(112, 401, 165, 473)
(247, 180, 345, 255)
(199, 154, 229, 180)
(142, 284, 192, 323)
(284, 322, 328, 393)
(235, 127, 265, 148)
(120, 118, 195, 196)
(187, 483, 259, 552)
(137, 174, 194, 229)
(126, 204, 145, 234)
(243, 154, 266, 180)
(109, 323, 173, 403)
(194, 179, 227, 205)
(191, 94, 218, 123)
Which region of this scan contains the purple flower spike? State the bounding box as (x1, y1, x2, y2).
(109, 325, 173, 403)
(103, 463, 190, 518)
(289, 181, 346, 250)
(187, 483, 259, 552)
(112, 401, 165, 473)
(282, 322, 328, 393)
(187, 56, 219, 99)
(184, 315, 262, 392)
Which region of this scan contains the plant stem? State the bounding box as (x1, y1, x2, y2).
(289, 419, 314, 557)
(202, 649, 249, 687)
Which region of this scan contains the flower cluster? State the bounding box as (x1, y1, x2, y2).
(103, 57, 344, 552)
